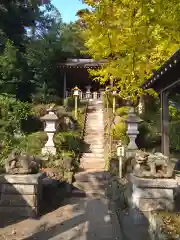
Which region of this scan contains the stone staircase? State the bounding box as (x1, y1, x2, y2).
(73, 101, 109, 195)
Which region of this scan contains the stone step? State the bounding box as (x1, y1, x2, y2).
(80, 164, 105, 169)
(72, 185, 106, 197)
(87, 145, 103, 150)
(84, 149, 104, 154)
(87, 144, 104, 149)
(85, 126, 103, 129)
(80, 162, 105, 167)
(85, 129, 104, 132)
(87, 117, 104, 119)
(84, 131, 104, 134)
(86, 119, 103, 121)
(85, 133, 104, 136)
(86, 121, 103, 123)
(84, 137, 104, 141)
(71, 188, 86, 198)
(84, 132, 104, 135)
(84, 139, 104, 142)
(80, 158, 105, 163)
(75, 171, 109, 182)
(84, 141, 104, 145)
(73, 181, 106, 191)
(84, 142, 104, 145)
(86, 122, 103, 124)
(86, 121, 103, 124)
(84, 136, 104, 140)
(80, 164, 105, 171)
(87, 113, 103, 115)
(82, 153, 104, 158)
(85, 127, 104, 130)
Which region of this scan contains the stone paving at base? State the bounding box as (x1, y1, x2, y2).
(0, 188, 122, 240)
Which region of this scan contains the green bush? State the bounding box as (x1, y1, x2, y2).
(0, 95, 32, 166)
(18, 131, 48, 155)
(0, 131, 47, 168)
(55, 105, 67, 118)
(31, 104, 48, 118)
(137, 121, 161, 149)
(169, 105, 180, 120)
(113, 120, 129, 145)
(64, 97, 80, 110)
(0, 94, 31, 136)
(54, 131, 83, 155)
(116, 106, 129, 116)
(169, 120, 180, 150)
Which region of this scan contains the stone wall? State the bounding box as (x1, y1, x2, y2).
(0, 173, 43, 217)
(129, 174, 178, 212)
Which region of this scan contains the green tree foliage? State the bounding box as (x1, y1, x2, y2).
(60, 22, 87, 57)
(79, 0, 180, 100)
(0, 1, 86, 102)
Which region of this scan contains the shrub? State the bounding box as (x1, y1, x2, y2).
(31, 104, 47, 118)
(169, 120, 180, 150)
(116, 106, 129, 116)
(18, 131, 48, 155)
(169, 105, 180, 120)
(0, 94, 31, 136)
(113, 120, 129, 145)
(0, 131, 47, 168)
(54, 131, 83, 155)
(55, 105, 67, 118)
(137, 121, 161, 149)
(64, 97, 80, 110)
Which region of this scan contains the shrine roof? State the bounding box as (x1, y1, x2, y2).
(142, 49, 180, 93)
(57, 58, 107, 69)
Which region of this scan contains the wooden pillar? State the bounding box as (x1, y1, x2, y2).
(160, 91, 169, 156)
(63, 72, 67, 99)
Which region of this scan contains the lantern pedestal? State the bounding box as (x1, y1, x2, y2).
(93, 92, 98, 100)
(127, 135, 138, 150)
(41, 107, 58, 156)
(85, 85, 92, 99)
(73, 86, 81, 120)
(42, 132, 56, 155)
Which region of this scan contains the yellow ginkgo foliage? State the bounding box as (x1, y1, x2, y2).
(78, 0, 180, 100)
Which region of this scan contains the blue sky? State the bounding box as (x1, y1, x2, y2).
(51, 0, 89, 23)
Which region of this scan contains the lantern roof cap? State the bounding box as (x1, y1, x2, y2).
(41, 107, 58, 121)
(125, 108, 143, 123)
(72, 86, 81, 91)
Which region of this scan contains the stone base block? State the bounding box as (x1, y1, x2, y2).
(130, 174, 177, 212)
(0, 194, 37, 207)
(133, 198, 174, 212)
(0, 206, 39, 218)
(0, 173, 44, 218)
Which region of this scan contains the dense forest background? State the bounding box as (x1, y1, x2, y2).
(0, 0, 85, 103)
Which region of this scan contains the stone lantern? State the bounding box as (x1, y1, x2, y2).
(72, 86, 81, 120)
(85, 85, 91, 99)
(41, 107, 58, 155)
(125, 107, 143, 150)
